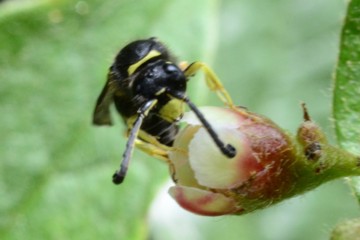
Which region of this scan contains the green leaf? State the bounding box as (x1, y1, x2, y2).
(0, 0, 217, 239)
(333, 0, 360, 204)
(333, 0, 360, 153)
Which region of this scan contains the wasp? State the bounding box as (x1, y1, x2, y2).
(93, 37, 236, 185)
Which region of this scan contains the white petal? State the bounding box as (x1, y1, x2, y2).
(168, 185, 238, 216)
(182, 106, 244, 128)
(188, 126, 253, 189)
(168, 125, 202, 188)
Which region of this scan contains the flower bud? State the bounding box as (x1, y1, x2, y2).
(167, 106, 360, 216)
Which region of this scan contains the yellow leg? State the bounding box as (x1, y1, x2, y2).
(138, 130, 173, 151)
(136, 130, 187, 165)
(134, 135, 178, 182)
(134, 138, 170, 163)
(183, 62, 234, 107)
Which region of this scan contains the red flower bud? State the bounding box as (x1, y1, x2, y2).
(167, 106, 360, 216)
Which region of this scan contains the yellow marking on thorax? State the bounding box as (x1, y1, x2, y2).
(127, 50, 161, 75)
(159, 99, 184, 122)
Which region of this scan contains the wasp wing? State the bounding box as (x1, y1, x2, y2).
(92, 73, 118, 125)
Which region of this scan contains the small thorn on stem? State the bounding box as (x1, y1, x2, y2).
(301, 102, 311, 122)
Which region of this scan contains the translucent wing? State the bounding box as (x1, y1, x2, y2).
(93, 73, 117, 125)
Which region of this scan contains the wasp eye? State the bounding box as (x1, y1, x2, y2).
(164, 63, 179, 74)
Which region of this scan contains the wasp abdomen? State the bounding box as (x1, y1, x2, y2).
(141, 114, 179, 146)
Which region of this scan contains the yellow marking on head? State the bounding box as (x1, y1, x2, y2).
(127, 50, 161, 75)
(159, 99, 184, 122)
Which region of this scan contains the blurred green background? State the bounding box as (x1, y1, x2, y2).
(1, 0, 359, 239)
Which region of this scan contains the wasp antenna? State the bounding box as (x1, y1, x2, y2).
(113, 100, 157, 185)
(112, 114, 142, 184)
(183, 97, 237, 158)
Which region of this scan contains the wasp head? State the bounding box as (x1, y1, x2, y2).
(132, 60, 187, 99)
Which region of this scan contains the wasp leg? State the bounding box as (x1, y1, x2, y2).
(113, 99, 157, 185)
(134, 137, 178, 183)
(137, 130, 186, 156)
(183, 62, 235, 108)
(134, 138, 170, 163)
(138, 130, 173, 151)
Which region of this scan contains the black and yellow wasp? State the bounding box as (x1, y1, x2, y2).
(93, 37, 236, 184)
